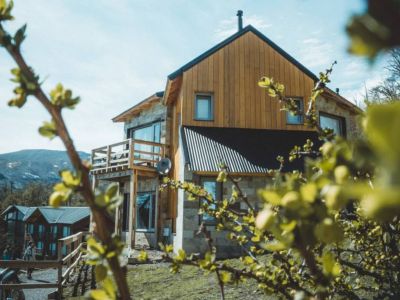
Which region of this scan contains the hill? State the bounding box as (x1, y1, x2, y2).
(0, 149, 90, 189)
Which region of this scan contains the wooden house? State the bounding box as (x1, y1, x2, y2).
(1, 205, 29, 258)
(90, 12, 361, 257)
(23, 206, 90, 259)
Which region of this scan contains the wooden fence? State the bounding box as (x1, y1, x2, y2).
(0, 231, 86, 299)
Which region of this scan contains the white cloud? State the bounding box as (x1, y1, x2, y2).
(214, 15, 272, 40)
(298, 37, 335, 69)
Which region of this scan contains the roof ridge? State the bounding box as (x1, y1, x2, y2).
(168, 25, 318, 81)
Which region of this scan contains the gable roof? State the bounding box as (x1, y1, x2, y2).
(182, 126, 322, 173)
(168, 25, 319, 81)
(23, 206, 90, 224)
(1, 205, 30, 217)
(112, 91, 164, 123)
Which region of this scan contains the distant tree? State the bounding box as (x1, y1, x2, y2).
(366, 49, 400, 104)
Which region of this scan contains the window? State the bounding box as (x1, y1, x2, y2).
(286, 98, 304, 124)
(195, 94, 213, 121)
(62, 226, 70, 237)
(17, 211, 24, 220)
(50, 225, 58, 239)
(136, 192, 156, 232)
(38, 224, 45, 237)
(27, 224, 34, 234)
(199, 178, 222, 224)
(36, 241, 44, 252)
(7, 211, 15, 221)
(49, 243, 57, 256)
(127, 122, 161, 161)
(319, 112, 346, 136)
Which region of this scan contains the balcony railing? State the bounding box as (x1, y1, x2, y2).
(91, 139, 166, 173)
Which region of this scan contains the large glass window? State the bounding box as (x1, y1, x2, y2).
(286, 98, 304, 124)
(320, 113, 346, 136)
(195, 94, 213, 121)
(49, 243, 57, 256)
(136, 192, 156, 232)
(127, 122, 161, 161)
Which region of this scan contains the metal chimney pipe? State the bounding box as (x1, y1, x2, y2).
(237, 10, 243, 31)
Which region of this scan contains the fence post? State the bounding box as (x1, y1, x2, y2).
(106, 145, 111, 169)
(57, 238, 63, 299)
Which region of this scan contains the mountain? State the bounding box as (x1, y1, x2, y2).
(0, 149, 90, 188)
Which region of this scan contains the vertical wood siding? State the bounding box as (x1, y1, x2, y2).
(180, 31, 316, 131)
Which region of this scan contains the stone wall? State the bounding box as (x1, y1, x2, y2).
(123, 101, 168, 144)
(316, 96, 361, 140)
(177, 167, 272, 258)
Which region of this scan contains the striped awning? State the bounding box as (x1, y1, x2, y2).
(181, 126, 320, 173)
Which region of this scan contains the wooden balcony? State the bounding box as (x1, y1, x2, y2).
(91, 139, 166, 175)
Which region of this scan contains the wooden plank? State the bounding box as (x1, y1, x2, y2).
(62, 243, 83, 264)
(0, 260, 61, 268)
(59, 232, 83, 246)
(239, 34, 246, 127)
(0, 283, 58, 289)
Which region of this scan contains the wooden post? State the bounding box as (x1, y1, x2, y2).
(89, 175, 98, 233)
(127, 171, 138, 250)
(128, 139, 134, 168)
(57, 238, 63, 299)
(114, 182, 121, 235)
(106, 145, 111, 170)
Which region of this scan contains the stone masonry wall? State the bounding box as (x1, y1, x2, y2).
(123, 101, 168, 144)
(179, 167, 272, 258)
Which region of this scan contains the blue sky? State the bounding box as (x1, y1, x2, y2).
(0, 0, 388, 154)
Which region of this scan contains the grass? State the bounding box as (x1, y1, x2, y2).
(127, 261, 274, 300)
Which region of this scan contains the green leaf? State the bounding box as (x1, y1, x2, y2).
(102, 277, 116, 300)
(14, 24, 26, 47)
(60, 170, 80, 187)
(49, 191, 65, 208)
(88, 289, 110, 300)
(314, 218, 344, 244)
(364, 102, 400, 167)
(138, 250, 148, 262)
(321, 252, 341, 277)
(255, 208, 276, 232)
(38, 120, 57, 139)
(105, 183, 119, 201)
(300, 183, 318, 203)
(95, 265, 108, 282)
(220, 271, 231, 284)
(263, 241, 286, 252)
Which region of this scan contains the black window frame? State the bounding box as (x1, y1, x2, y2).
(194, 94, 214, 121)
(319, 111, 347, 137)
(286, 97, 304, 125)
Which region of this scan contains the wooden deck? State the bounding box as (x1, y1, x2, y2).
(91, 139, 166, 175)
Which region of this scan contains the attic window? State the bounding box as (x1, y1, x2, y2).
(286, 98, 304, 125)
(195, 94, 213, 121)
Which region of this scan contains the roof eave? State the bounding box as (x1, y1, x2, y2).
(112, 92, 164, 123)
